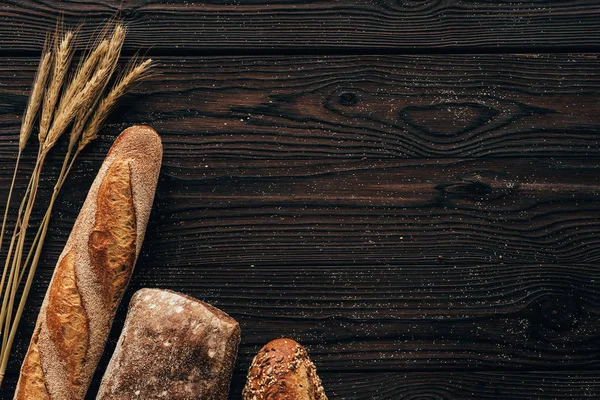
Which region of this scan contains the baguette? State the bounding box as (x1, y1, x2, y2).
(97, 288, 240, 400)
(243, 338, 328, 400)
(15, 125, 162, 400)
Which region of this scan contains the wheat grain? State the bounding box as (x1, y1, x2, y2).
(69, 24, 127, 151)
(19, 51, 52, 152)
(80, 58, 154, 151)
(44, 65, 111, 151)
(65, 39, 111, 150)
(99, 24, 125, 81)
(61, 39, 109, 110)
(39, 30, 74, 144)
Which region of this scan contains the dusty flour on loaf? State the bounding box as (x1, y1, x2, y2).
(97, 288, 240, 400)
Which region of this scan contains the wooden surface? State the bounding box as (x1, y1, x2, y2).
(1, 2, 599, 400)
(2, 1, 600, 52)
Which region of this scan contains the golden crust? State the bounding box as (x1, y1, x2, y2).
(15, 125, 162, 399)
(15, 328, 50, 400)
(242, 338, 328, 400)
(46, 251, 89, 388)
(89, 160, 137, 310)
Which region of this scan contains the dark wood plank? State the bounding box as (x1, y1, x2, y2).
(2, 54, 600, 159)
(136, 263, 599, 370)
(5, 262, 600, 375)
(64, 157, 600, 266)
(1, 1, 600, 52)
(316, 372, 600, 399)
(255, 372, 600, 399)
(4, 156, 600, 265)
(2, 371, 598, 399)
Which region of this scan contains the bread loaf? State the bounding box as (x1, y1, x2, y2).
(97, 288, 241, 400)
(15, 125, 162, 400)
(243, 338, 328, 400)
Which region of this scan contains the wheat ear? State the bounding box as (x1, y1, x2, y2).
(60, 39, 109, 112)
(43, 65, 111, 152)
(80, 58, 154, 151)
(38, 30, 74, 144)
(69, 25, 125, 150)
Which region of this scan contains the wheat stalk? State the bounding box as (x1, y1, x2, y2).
(0, 49, 52, 256)
(0, 48, 53, 332)
(0, 20, 153, 386)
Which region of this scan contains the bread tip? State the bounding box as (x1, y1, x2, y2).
(264, 337, 300, 350)
(107, 125, 163, 163)
(113, 124, 162, 147)
(132, 288, 240, 328)
(243, 337, 328, 400)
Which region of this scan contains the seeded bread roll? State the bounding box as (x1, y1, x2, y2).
(15, 125, 162, 400)
(243, 338, 328, 400)
(97, 288, 241, 400)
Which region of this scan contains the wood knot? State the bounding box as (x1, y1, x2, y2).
(436, 171, 518, 202)
(338, 92, 359, 106)
(122, 8, 135, 19)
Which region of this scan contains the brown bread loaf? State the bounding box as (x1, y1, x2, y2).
(96, 288, 241, 400)
(14, 125, 162, 400)
(243, 338, 328, 400)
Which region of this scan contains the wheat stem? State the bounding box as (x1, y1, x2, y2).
(0, 154, 20, 264)
(0, 48, 52, 287)
(0, 152, 37, 337)
(0, 153, 45, 355)
(0, 156, 50, 382)
(19, 210, 44, 285)
(19, 143, 77, 286)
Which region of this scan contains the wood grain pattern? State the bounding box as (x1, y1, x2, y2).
(1, 1, 600, 52)
(237, 372, 600, 399)
(2, 55, 600, 160)
(2, 154, 600, 372)
(9, 262, 600, 371)
(4, 157, 600, 266)
(2, 371, 599, 399)
(123, 157, 600, 266)
(134, 263, 599, 370)
(1, 4, 599, 397)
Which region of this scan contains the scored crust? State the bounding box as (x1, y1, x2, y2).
(46, 251, 89, 388)
(242, 338, 328, 400)
(89, 159, 137, 310)
(16, 328, 50, 400)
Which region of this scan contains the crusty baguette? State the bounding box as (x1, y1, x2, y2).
(15, 125, 162, 400)
(97, 288, 241, 400)
(243, 338, 328, 400)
